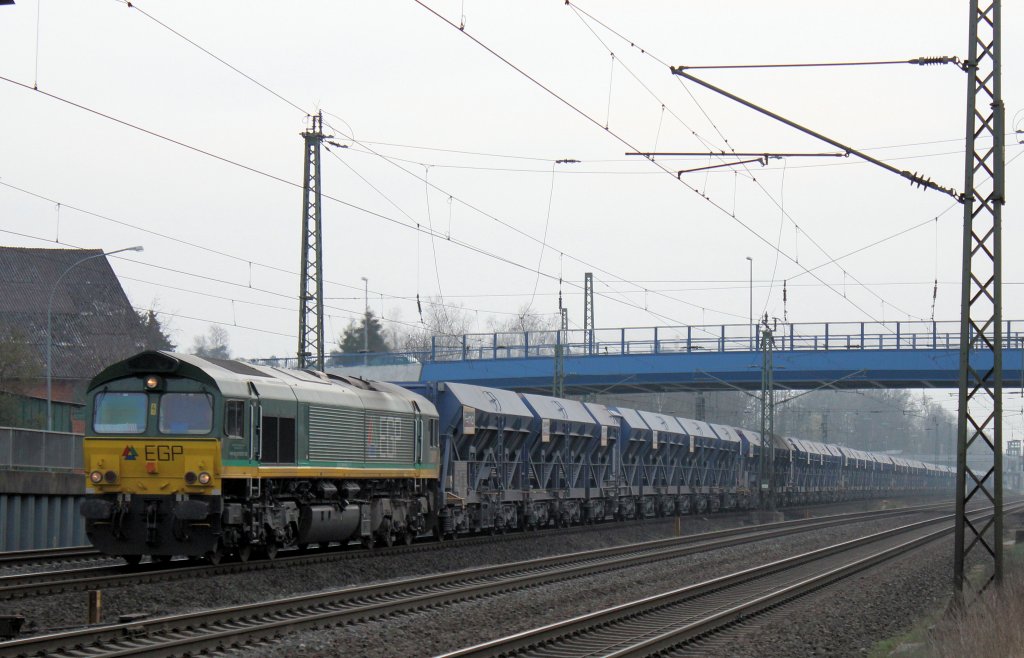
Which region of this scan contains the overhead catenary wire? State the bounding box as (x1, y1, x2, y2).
(106, 0, 1018, 333)
(412, 1, 894, 329)
(6, 2, 991, 337)
(0, 77, 728, 328)
(566, 4, 913, 323)
(105, 1, 739, 329)
(564, 1, 961, 322)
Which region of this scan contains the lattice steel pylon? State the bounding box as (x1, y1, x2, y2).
(954, 0, 1004, 598)
(297, 112, 330, 370)
(583, 272, 595, 355)
(553, 306, 568, 397)
(759, 321, 776, 511)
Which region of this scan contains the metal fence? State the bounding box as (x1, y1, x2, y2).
(246, 320, 1024, 368)
(0, 427, 83, 472)
(409, 320, 1024, 363)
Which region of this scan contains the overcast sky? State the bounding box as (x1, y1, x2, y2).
(2, 2, 1021, 425)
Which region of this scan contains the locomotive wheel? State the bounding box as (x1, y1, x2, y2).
(206, 545, 224, 566)
(237, 544, 252, 563)
(123, 554, 142, 566)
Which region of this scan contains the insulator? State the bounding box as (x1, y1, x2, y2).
(910, 56, 953, 66)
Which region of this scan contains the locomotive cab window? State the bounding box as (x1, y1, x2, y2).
(159, 393, 214, 434)
(225, 400, 245, 437)
(93, 392, 147, 434)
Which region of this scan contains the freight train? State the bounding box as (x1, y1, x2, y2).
(79, 351, 953, 563)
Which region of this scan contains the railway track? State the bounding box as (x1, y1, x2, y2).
(441, 503, 1021, 658)
(0, 499, 950, 601)
(0, 546, 99, 568)
(0, 502, 955, 657)
(0, 500, 950, 601)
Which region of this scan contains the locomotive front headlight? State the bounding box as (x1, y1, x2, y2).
(184, 471, 198, 485)
(144, 375, 162, 390)
(104, 470, 117, 483)
(89, 470, 103, 484)
(197, 471, 212, 485)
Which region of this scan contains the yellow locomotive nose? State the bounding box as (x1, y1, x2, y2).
(84, 438, 221, 494)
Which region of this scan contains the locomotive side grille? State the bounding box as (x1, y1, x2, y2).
(365, 412, 415, 464)
(308, 406, 365, 462)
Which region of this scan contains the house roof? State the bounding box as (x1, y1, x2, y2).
(0, 247, 144, 380)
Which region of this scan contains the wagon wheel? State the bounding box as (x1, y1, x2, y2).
(383, 531, 395, 548)
(264, 540, 279, 561)
(404, 531, 414, 546)
(123, 554, 142, 566)
(153, 554, 173, 564)
(237, 543, 252, 563)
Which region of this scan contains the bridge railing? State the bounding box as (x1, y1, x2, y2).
(245, 320, 1024, 367)
(415, 320, 1024, 362)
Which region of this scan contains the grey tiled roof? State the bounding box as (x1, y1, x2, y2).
(0, 247, 145, 380)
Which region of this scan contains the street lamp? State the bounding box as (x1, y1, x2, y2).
(360, 276, 369, 365)
(745, 256, 753, 349)
(47, 246, 144, 431)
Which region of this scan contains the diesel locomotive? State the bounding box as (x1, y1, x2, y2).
(80, 351, 953, 563)
(81, 351, 439, 563)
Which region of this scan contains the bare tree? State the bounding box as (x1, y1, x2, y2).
(391, 298, 476, 357)
(191, 325, 231, 359)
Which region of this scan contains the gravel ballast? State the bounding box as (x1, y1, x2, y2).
(0, 497, 947, 651)
(243, 511, 945, 657)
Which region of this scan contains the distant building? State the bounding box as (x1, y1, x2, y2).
(0, 247, 148, 433)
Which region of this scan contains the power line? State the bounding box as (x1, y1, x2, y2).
(413, 1, 896, 329)
(563, 3, 955, 323)
(108, 1, 740, 327)
(105, 2, 994, 330)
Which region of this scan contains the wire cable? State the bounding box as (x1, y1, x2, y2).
(565, 3, 932, 322)
(413, 1, 891, 328)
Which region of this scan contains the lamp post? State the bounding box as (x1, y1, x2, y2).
(360, 276, 369, 365)
(745, 256, 753, 349)
(47, 246, 144, 431)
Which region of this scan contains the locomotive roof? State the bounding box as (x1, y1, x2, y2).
(89, 351, 438, 417)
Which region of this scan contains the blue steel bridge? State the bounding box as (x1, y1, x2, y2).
(368, 320, 1024, 395)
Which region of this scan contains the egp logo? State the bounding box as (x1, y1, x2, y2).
(122, 446, 139, 461)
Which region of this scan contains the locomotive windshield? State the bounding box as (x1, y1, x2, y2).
(93, 392, 147, 434)
(159, 393, 214, 435)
